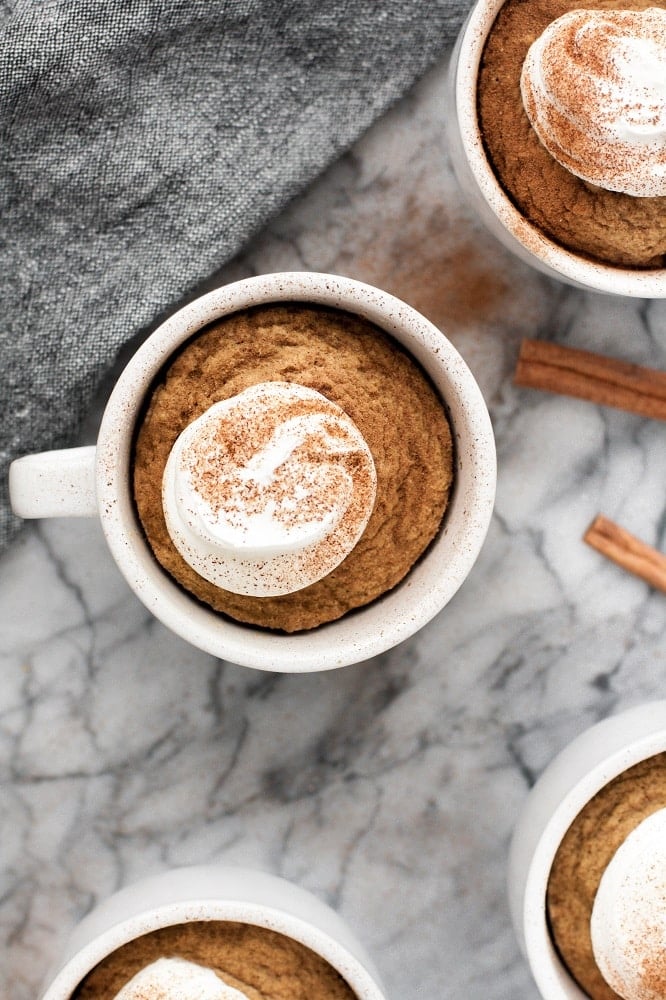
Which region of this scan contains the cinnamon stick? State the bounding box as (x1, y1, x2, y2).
(514, 339, 666, 420)
(584, 515, 666, 593)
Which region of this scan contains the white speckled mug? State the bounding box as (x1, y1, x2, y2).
(446, 0, 666, 297)
(9, 272, 496, 672)
(39, 865, 387, 1000)
(507, 701, 666, 999)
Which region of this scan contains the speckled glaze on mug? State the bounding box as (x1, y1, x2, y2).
(446, 0, 666, 297)
(39, 866, 387, 1000)
(508, 701, 666, 999)
(9, 272, 496, 672)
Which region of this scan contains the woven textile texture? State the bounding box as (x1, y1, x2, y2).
(0, 0, 466, 550)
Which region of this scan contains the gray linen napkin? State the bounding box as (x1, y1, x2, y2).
(0, 0, 466, 551)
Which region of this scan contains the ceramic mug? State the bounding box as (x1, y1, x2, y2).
(9, 272, 496, 673)
(40, 865, 387, 1000)
(507, 700, 666, 999)
(446, 0, 666, 297)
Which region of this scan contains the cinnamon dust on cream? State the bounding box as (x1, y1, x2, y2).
(166, 384, 376, 597)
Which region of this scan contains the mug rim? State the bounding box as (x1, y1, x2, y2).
(513, 702, 666, 998)
(96, 271, 496, 672)
(41, 872, 386, 1000)
(452, 0, 666, 298)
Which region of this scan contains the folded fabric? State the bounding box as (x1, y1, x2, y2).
(0, 0, 466, 551)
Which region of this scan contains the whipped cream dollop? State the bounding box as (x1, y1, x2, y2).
(162, 381, 377, 597)
(520, 8, 666, 197)
(591, 807, 666, 999)
(114, 958, 249, 1000)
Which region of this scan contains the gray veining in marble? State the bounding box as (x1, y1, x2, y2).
(2, 53, 666, 1000)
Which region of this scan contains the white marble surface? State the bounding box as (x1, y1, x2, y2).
(2, 52, 666, 1000)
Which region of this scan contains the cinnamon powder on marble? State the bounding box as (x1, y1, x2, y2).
(355, 200, 510, 331)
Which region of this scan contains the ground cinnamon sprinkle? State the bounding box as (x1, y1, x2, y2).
(72, 921, 356, 1000)
(478, 0, 666, 268)
(638, 949, 666, 997)
(355, 200, 510, 331)
(181, 390, 376, 593)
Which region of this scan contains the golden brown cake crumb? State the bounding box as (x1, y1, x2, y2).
(133, 303, 453, 632)
(547, 752, 666, 999)
(478, 0, 666, 268)
(72, 921, 356, 999)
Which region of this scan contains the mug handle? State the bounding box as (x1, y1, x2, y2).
(9, 446, 97, 518)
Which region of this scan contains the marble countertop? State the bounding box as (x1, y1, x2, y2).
(2, 51, 666, 1000)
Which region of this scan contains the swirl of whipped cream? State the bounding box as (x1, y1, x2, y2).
(520, 8, 666, 197)
(590, 807, 666, 999)
(114, 958, 249, 1000)
(162, 381, 377, 597)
